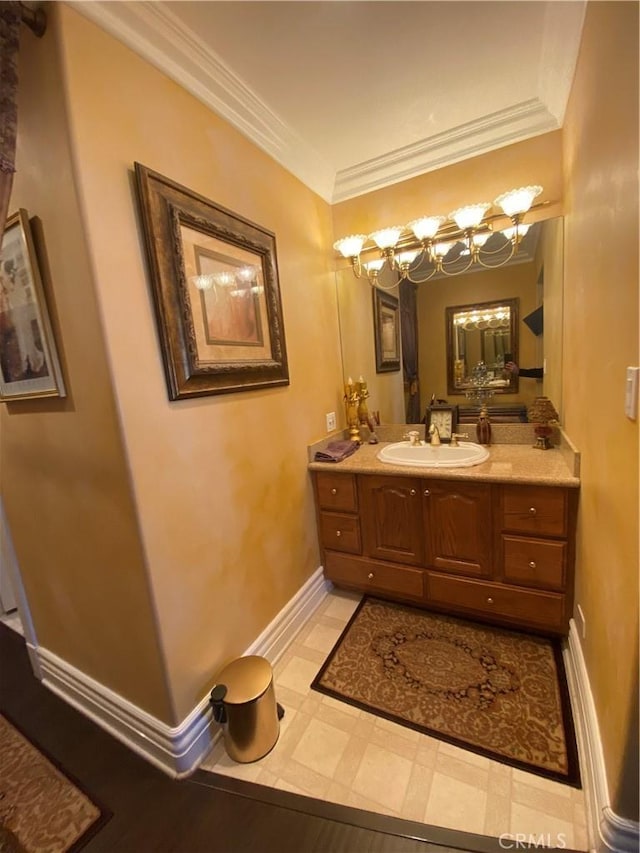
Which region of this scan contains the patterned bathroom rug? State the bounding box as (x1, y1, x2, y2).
(311, 597, 581, 786)
(0, 713, 111, 852)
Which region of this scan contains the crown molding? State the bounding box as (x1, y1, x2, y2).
(71, 2, 571, 205)
(70, 1, 336, 201)
(332, 100, 559, 203)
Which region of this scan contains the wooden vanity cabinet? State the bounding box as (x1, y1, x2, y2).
(359, 475, 424, 565)
(423, 481, 493, 578)
(312, 471, 577, 635)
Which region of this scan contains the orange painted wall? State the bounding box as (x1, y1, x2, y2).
(562, 1, 639, 819)
(332, 132, 563, 239)
(3, 14, 172, 719)
(53, 6, 342, 722)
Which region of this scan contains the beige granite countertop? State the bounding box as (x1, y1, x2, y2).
(308, 441, 580, 487)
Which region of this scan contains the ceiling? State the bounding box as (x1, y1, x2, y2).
(72, 1, 586, 203)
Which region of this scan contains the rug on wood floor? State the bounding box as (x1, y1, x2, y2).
(311, 597, 580, 786)
(0, 713, 110, 852)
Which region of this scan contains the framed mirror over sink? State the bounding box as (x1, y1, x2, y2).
(445, 298, 519, 396)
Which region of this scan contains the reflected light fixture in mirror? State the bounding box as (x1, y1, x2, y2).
(334, 186, 544, 286)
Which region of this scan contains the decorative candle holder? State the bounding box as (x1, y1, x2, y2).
(356, 377, 370, 426)
(528, 397, 559, 449)
(344, 378, 361, 443)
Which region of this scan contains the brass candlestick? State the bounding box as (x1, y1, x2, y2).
(344, 378, 361, 443)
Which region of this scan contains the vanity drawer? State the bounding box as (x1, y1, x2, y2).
(427, 571, 566, 632)
(502, 535, 566, 590)
(325, 552, 424, 600)
(319, 512, 361, 554)
(500, 485, 568, 537)
(315, 473, 358, 512)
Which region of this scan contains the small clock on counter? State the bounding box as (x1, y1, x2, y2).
(426, 404, 458, 442)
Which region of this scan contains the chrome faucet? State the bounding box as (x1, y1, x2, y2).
(428, 424, 441, 446)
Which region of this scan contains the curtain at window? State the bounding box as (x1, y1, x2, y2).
(0, 2, 21, 233)
(399, 279, 421, 423)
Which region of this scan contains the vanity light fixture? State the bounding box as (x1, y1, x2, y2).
(333, 185, 543, 287)
(189, 265, 261, 297)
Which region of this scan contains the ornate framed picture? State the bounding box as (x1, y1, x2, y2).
(426, 404, 458, 442)
(0, 209, 65, 401)
(134, 163, 289, 400)
(372, 287, 400, 373)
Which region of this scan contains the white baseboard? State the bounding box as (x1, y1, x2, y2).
(564, 620, 640, 853)
(35, 567, 330, 778)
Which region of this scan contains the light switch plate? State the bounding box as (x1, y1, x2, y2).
(625, 367, 639, 419)
(325, 411, 337, 432)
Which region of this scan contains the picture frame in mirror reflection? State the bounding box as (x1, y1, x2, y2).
(134, 163, 289, 400)
(373, 287, 401, 373)
(445, 298, 519, 396)
(0, 209, 66, 402)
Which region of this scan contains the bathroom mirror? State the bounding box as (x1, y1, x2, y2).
(445, 298, 519, 395)
(336, 217, 563, 424)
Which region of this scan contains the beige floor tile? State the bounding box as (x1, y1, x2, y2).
(321, 694, 361, 716)
(415, 736, 440, 769)
(348, 789, 399, 818)
(332, 733, 369, 789)
(322, 591, 361, 622)
(274, 777, 307, 796)
(510, 801, 575, 849)
(279, 758, 332, 799)
(512, 767, 573, 798)
(437, 740, 491, 769)
(277, 655, 322, 695)
(435, 749, 490, 790)
(314, 701, 361, 736)
(402, 762, 434, 821)
(512, 779, 575, 822)
(351, 742, 413, 813)
(483, 792, 511, 836)
(375, 716, 422, 742)
(325, 779, 353, 809)
(302, 622, 344, 653)
(488, 762, 513, 797)
(291, 717, 351, 779)
(370, 725, 419, 762)
(424, 772, 488, 834)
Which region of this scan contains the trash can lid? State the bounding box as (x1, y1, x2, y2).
(214, 655, 273, 704)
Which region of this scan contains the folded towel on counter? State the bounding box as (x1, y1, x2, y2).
(314, 440, 360, 463)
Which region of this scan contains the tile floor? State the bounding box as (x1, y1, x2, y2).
(201, 589, 590, 851)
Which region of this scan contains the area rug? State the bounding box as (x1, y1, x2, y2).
(311, 597, 580, 786)
(0, 713, 110, 852)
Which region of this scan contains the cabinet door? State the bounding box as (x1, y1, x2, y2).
(359, 476, 424, 565)
(423, 481, 492, 576)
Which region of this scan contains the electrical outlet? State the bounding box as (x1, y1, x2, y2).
(577, 604, 586, 639)
(325, 411, 337, 432)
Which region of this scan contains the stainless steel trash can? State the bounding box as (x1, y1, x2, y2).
(209, 655, 282, 763)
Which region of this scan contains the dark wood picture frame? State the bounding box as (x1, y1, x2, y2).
(134, 163, 289, 400)
(372, 287, 400, 373)
(0, 209, 65, 401)
(445, 297, 519, 396)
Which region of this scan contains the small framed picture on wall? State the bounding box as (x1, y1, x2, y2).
(373, 287, 400, 373)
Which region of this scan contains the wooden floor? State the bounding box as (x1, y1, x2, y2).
(0, 621, 511, 853)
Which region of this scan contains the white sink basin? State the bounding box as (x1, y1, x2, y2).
(377, 441, 490, 468)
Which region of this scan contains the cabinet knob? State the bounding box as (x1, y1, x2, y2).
(529, 506, 537, 515)
(487, 597, 494, 604)
(335, 530, 342, 537)
(424, 489, 430, 497)
(331, 488, 337, 495)
(529, 560, 536, 569)
(410, 489, 417, 496)
(368, 572, 374, 580)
